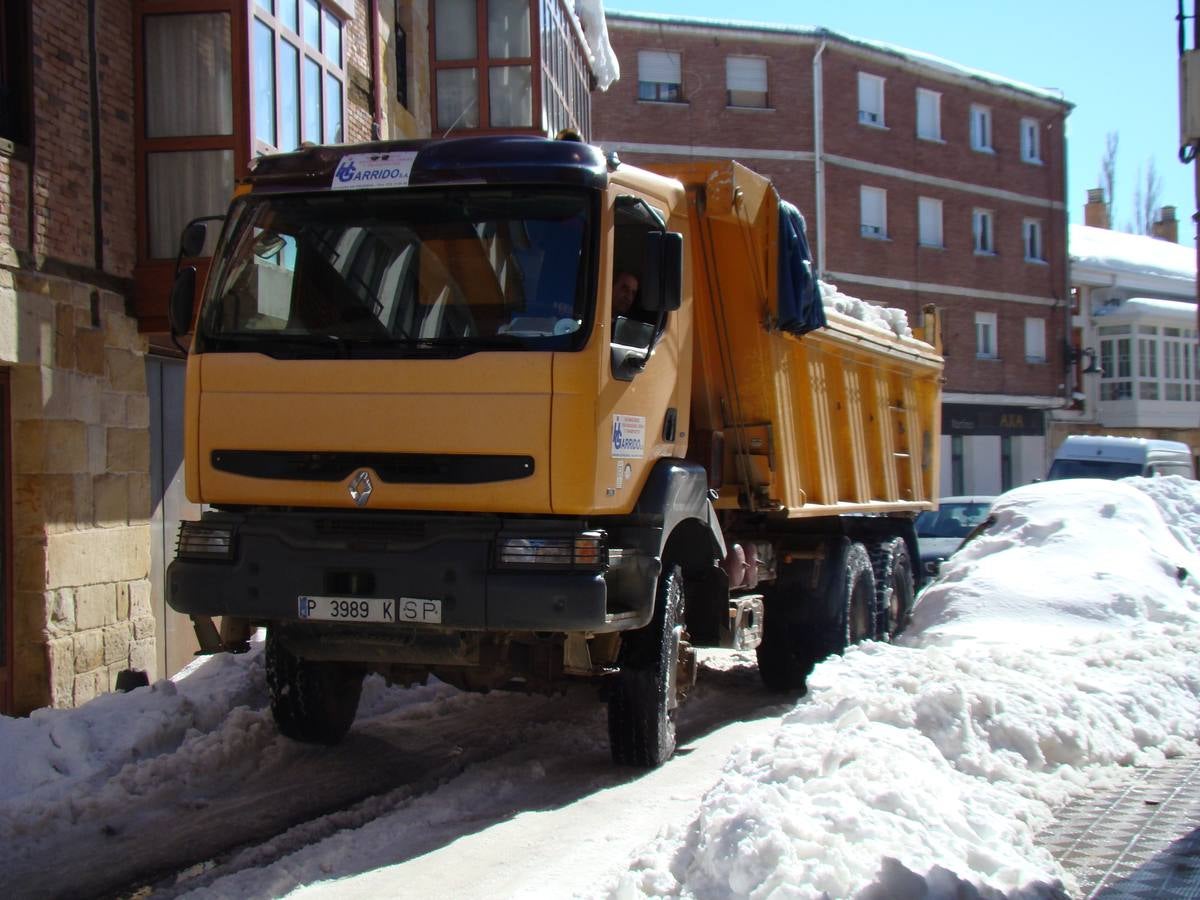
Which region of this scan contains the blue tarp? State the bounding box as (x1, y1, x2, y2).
(776, 201, 826, 335)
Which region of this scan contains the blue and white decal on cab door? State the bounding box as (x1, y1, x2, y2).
(332, 151, 418, 190)
(611, 414, 645, 459)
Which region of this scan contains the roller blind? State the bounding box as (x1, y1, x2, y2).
(726, 56, 766, 92)
(638, 50, 681, 84)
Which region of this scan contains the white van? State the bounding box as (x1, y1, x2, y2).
(1047, 435, 1196, 481)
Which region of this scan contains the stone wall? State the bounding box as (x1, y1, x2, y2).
(1, 260, 151, 713)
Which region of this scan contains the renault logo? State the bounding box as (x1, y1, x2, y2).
(348, 470, 374, 507)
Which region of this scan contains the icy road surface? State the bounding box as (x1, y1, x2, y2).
(2, 650, 788, 899)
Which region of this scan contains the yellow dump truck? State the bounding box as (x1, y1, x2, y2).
(166, 135, 942, 767)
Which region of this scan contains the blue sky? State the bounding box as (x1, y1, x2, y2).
(608, 0, 1193, 235)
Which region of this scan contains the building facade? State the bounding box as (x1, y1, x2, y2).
(1049, 196, 1200, 460)
(0, 0, 606, 714)
(590, 12, 1073, 497)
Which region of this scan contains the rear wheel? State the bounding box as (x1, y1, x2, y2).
(265, 633, 365, 745)
(756, 599, 814, 692)
(841, 542, 877, 650)
(870, 537, 915, 639)
(608, 564, 690, 768)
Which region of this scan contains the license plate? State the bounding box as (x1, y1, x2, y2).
(296, 596, 443, 624)
(298, 596, 396, 623)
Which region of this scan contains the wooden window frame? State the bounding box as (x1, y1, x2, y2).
(430, 0, 543, 134)
(132, 1, 250, 332)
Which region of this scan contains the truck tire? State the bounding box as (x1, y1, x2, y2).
(265, 633, 364, 746)
(755, 600, 813, 692)
(841, 542, 877, 650)
(870, 537, 915, 639)
(608, 564, 687, 768)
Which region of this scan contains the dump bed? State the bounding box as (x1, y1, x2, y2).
(653, 160, 943, 518)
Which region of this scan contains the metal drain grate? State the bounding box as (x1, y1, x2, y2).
(1039, 751, 1200, 898)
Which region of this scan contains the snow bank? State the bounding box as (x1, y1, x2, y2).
(611, 477, 1200, 898)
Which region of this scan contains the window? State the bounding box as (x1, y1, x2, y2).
(916, 88, 941, 141)
(0, 0, 31, 144)
(1023, 218, 1043, 261)
(975, 311, 997, 359)
(253, 0, 345, 152)
(970, 104, 992, 151)
(1024, 317, 1046, 362)
(143, 13, 236, 259)
(638, 50, 682, 102)
(1099, 325, 1132, 401)
(1163, 326, 1197, 401)
(972, 209, 994, 253)
(540, 0, 593, 140)
(918, 197, 942, 247)
(432, 0, 535, 130)
(1021, 117, 1041, 163)
(858, 72, 885, 126)
(1138, 326, 1160, 400)
(726, 56, 767, 108)
(860, 186, 887, 238)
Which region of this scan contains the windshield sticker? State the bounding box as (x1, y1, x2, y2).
(331, 151, 418, 190)
(612, 415, 645, 459)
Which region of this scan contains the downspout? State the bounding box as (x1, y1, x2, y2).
(369, 0, 383, 139)
(812, 40, 827, 278)
(87, 0, 105, 270)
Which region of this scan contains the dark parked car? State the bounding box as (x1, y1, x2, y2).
(915, 496, 996, 578)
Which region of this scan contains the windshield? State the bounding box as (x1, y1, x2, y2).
(198, 188, 595, 357)
(916, 502, 993, 539)
(1046, 459, 1143, 480)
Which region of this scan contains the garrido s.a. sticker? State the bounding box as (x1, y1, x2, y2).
(611, 414, 645, 459)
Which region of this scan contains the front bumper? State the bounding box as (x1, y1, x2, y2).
(167, 509, 659, 634)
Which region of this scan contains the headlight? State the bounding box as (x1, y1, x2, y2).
(496, 531, 606, 570)
(176, 521, 237, 560)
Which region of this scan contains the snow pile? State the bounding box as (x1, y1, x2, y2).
(573, 0, 620, 90)
(610, 476, 1200, 898)
(820, 279, 914, 338)
(0, 648, 266, 816)
(1070, 223, 1196, 283)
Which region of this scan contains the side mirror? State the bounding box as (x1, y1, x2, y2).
(180, 221, 209, 259)
(640, 231, 683, 313)
(169, 266, 197, 337)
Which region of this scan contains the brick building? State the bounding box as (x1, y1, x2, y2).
(591, 12, 1074, 496)
(0, 0, 606, 714)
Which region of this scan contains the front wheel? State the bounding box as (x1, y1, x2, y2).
(608, 564, 690, 768)
(265, 633, 365, 745)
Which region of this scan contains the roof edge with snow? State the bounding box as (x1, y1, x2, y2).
(606, 10, 1072, 108)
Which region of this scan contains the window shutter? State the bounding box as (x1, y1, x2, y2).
(918, 197, 942, 246)
(1025, 318, 1046, 360)
(860, 186, 886, 234)
(916, 89, 939, 139)
(726, 56, 766, 92)
(639, 50, 681, 84)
